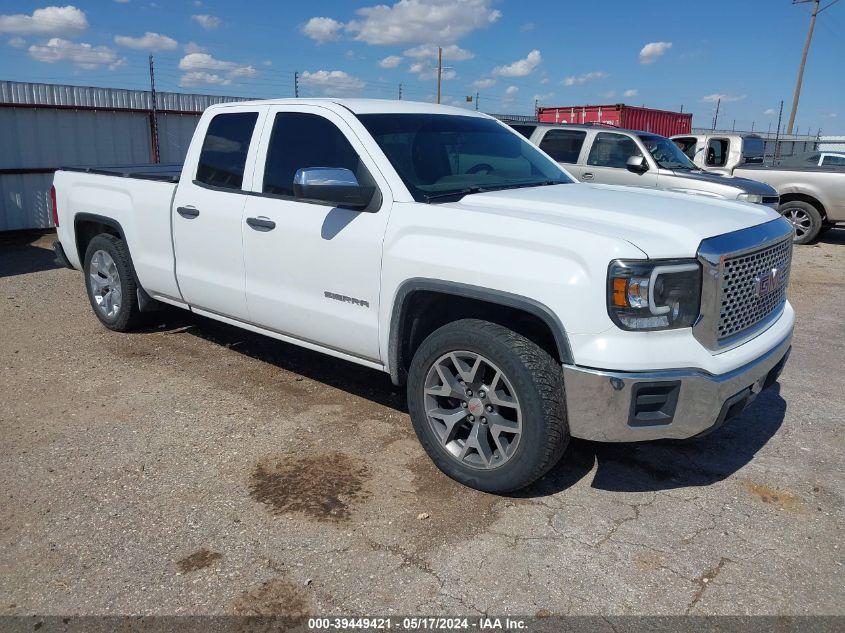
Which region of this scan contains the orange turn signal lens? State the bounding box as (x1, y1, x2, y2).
(612, 278, 628, 307)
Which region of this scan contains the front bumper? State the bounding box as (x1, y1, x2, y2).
(563, 331, 792, 441)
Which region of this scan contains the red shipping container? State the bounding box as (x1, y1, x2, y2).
(537, 104, 692, 137)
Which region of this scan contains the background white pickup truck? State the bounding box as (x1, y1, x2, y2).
(52, 99, 795, 492)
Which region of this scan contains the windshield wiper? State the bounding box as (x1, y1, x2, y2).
(423, 186, 488, 203)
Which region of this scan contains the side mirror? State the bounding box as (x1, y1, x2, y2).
(293, 167, 375, 210)
(626, 155, 649, 173)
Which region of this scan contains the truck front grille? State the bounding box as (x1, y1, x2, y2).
(717, 238, 792, 341)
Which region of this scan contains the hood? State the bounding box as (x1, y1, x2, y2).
(447, 182, 782, 258)
(670, 169, 777, 196)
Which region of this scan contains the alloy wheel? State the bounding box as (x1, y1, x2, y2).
(784, 207, 812, 239)
(89, 249, 122, 319)
(423, 351, 522, 470)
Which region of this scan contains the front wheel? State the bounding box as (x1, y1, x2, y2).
(778, 200, 823, 245)
(407, 319, 569, 493)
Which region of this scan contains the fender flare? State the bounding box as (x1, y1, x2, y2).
(387, 278, 573, 385)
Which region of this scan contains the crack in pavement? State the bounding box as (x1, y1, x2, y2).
(685, 556, 732, 614)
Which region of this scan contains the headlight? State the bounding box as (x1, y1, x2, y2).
(737, 193, 763, 204)
(607, 260, 701, 331)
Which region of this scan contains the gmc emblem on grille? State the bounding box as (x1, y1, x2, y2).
(754, 267, 786, 298)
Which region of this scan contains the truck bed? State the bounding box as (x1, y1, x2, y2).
(62, 164, 182, 183)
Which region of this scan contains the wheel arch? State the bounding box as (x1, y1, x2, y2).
(387, 278, 573, 386)
(778, 192, 827, 221)
(74, 213, 127, 264)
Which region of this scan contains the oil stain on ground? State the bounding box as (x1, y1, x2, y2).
(745, 482, 804, 512)
(231, 577, 311, 621)
(249, 451, 371, 522)
(176, 548, 222, 573)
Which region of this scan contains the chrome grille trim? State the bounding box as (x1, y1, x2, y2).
(693, 218, 794, 352)
(718, 240, 791, 340)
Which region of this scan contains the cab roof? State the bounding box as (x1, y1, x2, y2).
(212, 97, 489, 117)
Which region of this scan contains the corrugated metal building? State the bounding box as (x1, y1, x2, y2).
(818, 135, 845, 152)
(0, 80, 251, 231)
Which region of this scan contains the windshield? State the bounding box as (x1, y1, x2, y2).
(358, 114, 573, 202)
(639, 134, 698, 170)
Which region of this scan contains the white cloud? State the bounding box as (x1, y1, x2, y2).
(8, 37, 26, 48)
(471, 77, 496, 90)
(263, 60, 272, 66)
(827, 112, 838, 118)
(520, 22, 535, 32)
(639, 41, 672, 64)
(299, 69, 366, 95)
(300, 16, 343, 43)
(601, 90, 617, 99)
(502, 85, 518, 105)
(623, 88, 638, 97)
(346, 0, 500, 45)
(28, 37, 124, 69)
(763, 108, 777, 116)
(493, 49, 541, 77)
(191, 14, 220, 30)
(114, 31, 177, 51)
(0, 5, 87, 35)
(409, 61, 456, 81)
(114, 0, 130, 3)
(701, 93, 745, 103)
(379, 55, 402, 68)
(562, 71, 607, 86)
(532, 92, 553, 103)
(403, 43, 473, 61)
(184, 41, 206, 53)
(179, 52, 256, 84)
(180, 71, 230, 87)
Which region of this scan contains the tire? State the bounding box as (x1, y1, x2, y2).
(407, 318, 569, 493)
(778, 200, 823, 245)
(83, 234, 144, 332)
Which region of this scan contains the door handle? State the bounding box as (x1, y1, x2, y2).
(582, 172, 594, 180)
(177, 206, 200, 219)
(246, 217, 276, 232)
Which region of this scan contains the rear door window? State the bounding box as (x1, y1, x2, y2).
(539, 129, 587, 164)
(587, 132, 642, 168)
(822, 155, 845, 166)
(196, 112, 259, 189)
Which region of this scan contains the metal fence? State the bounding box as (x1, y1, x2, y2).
(0, 80, 250, 232)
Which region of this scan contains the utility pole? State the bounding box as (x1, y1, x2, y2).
(148, 54, 160, 164)
(398, 83, 402, 100)
(475, 91, 479, 111)
(751, 121, 755, 132)
(774, 100, 784, 159)
(732, 119, 736, 132)
(787, 0, 824, 134)
(436, 47, 442, 104)
(294, 71, 299, 98)
(711, 97, 721, 130)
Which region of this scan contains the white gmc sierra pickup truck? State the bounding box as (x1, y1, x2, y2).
(52, 99, 795, 493)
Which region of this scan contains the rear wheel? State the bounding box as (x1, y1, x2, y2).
(83, 234, 144, 331)
(407, 319, 569, 493)
(778, 200, 822, 245)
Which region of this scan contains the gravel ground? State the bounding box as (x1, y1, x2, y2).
(1, 229, 843, 617)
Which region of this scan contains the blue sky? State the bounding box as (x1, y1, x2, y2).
(1, 0, 843, 134)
